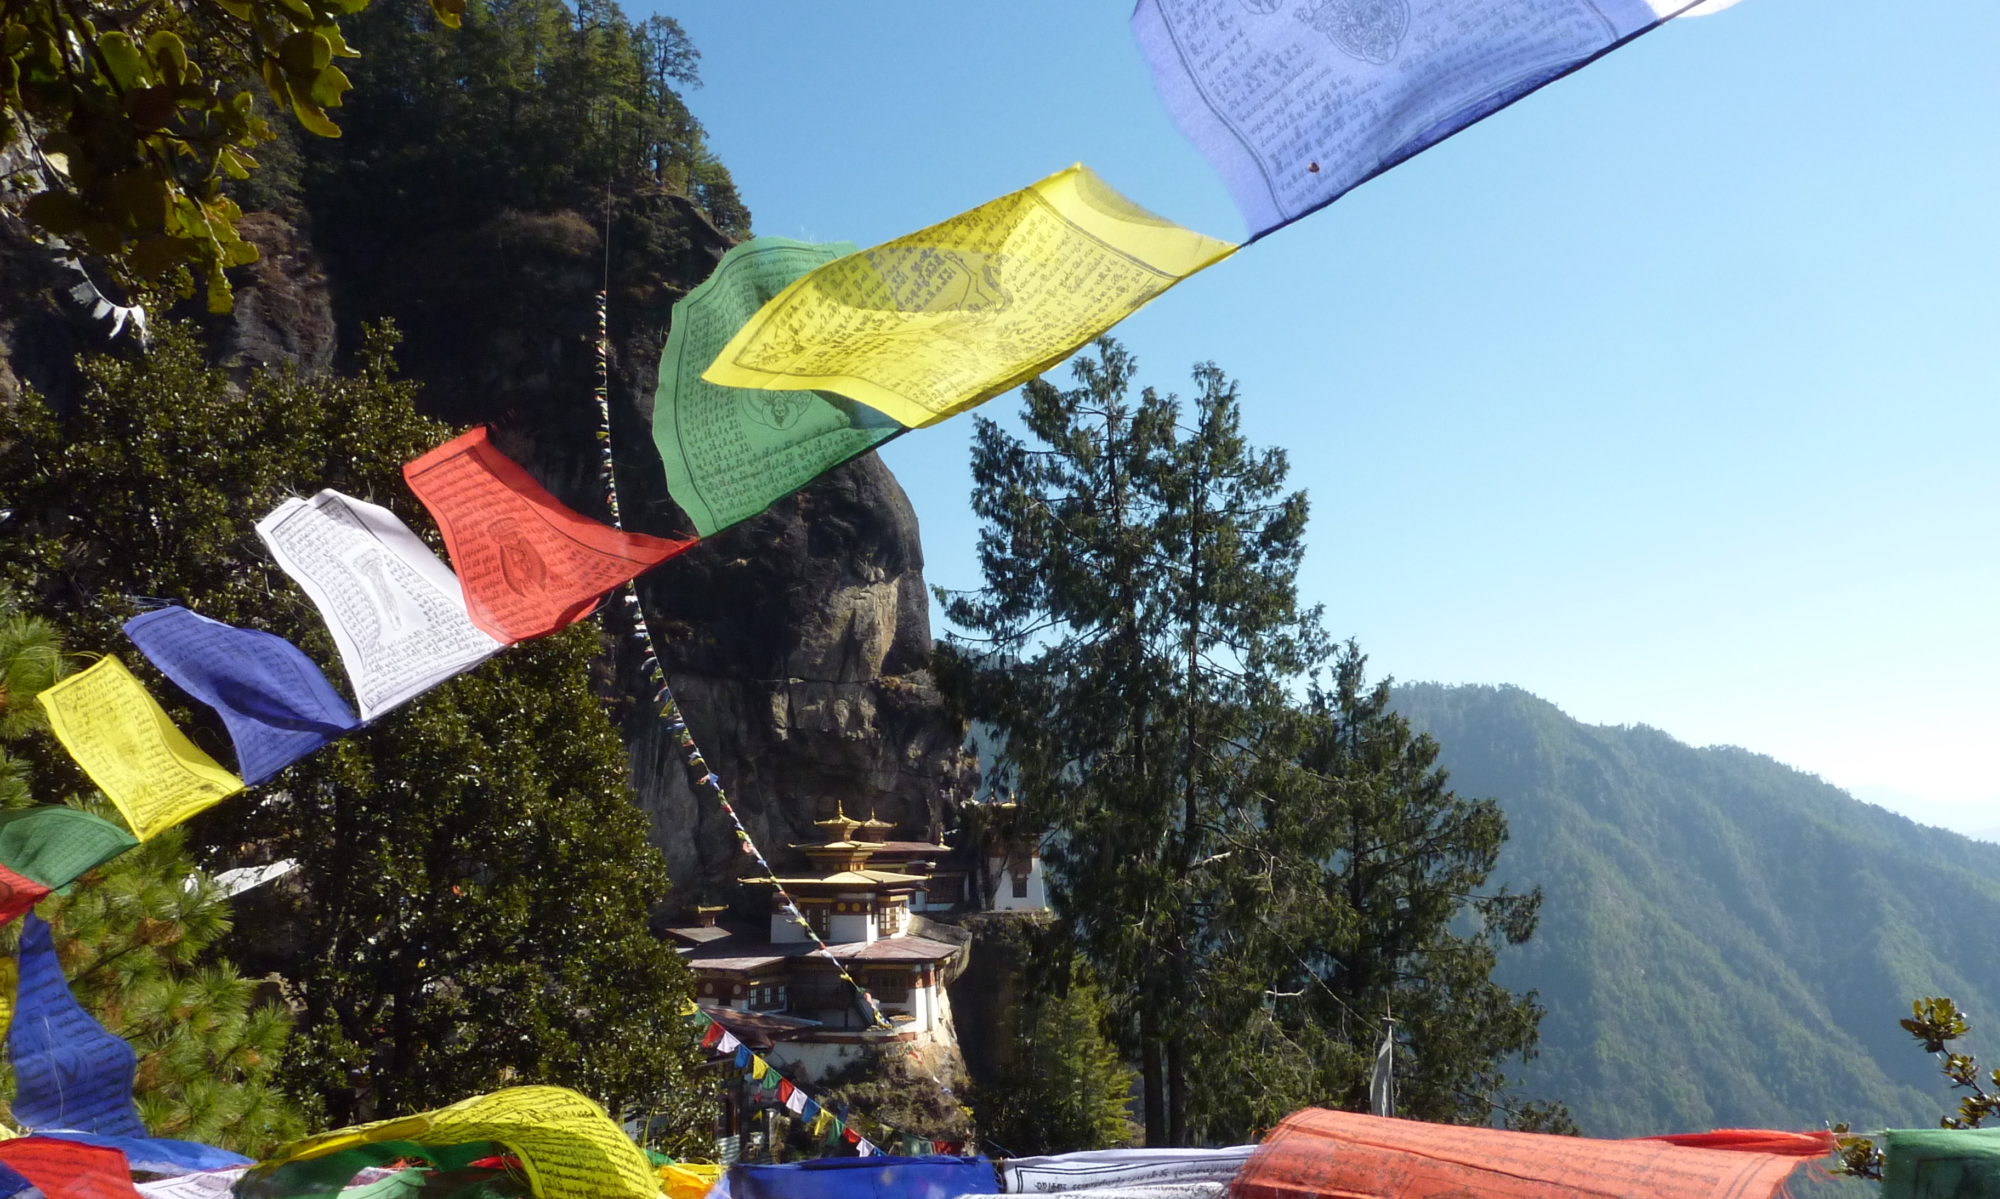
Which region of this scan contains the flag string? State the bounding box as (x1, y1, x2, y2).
(591, 291, 894, 1033)
(686, 1006, 957, 1157)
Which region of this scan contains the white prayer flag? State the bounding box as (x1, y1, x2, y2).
(718, 1032, 741, 1054)
(1369, 1022, 1396, 1118)
(256, 490, 505, 720)
(784, 1086, 808, 1116)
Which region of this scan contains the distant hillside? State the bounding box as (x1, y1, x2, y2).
(1391, 682, 2000, 1138)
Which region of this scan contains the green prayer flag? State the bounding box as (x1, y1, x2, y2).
(0, 807, 139, 893)
(653, 236, 902, 538)
(1884, 1128, 2000, 1198)
(237, 1140, 500, 1199)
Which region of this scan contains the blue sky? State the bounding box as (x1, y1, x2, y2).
(654, 2, 2000, 834)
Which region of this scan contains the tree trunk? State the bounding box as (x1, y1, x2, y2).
(1167, 1031, 1188, 1146)
(1142, 1006, 1166, 1146)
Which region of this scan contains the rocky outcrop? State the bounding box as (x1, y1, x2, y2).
(631, 453, 975, 908)
(302, 186, 977, 911)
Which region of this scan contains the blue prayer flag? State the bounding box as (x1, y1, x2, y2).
(1133, 0, 1689, 238)
(123, 606, 358, 785)
(37, 1131, 251, 1173)
(729, 1156, 994, 1199)
(8, 913, 146, 1137)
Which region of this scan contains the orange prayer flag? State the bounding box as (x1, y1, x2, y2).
(404, 427, 695, 642)
(1234, 1109, 1824, 1199)
(0, 1136, 142, 1199)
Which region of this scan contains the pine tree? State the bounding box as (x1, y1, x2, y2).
(940, 339, 1323, 1145)
(944, 341, 1560, 1144)
(0, 323, 711, 1145)
(974, 977, 1136, 1156)
(0, 599, 306, 1153)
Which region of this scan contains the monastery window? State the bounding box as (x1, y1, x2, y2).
(749, 984, 786, 1012)
(1011, 873, 1029, 899)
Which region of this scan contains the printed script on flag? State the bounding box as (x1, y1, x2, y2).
(36, 657, 243, 839)
(251, 1086, 658, 1199)
(257, 490, 506, 720)
(1133, 0, 1687, 237)
(1236, 1108, 1820, 1199)
(123, 606, 358, 785)
(655, 236, 901, 537)
(404, 428, 694, 642)
(702, 165, 1236, 429)
(10, 912, 148, 1138)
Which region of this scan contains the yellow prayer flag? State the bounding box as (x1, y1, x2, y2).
(750, 1056, 768, 1081)
(702, 164, 1236, 429)
(37, 657, 243, 840)
(249, 1086, 656, 1199)
(0, 956, 16, 1041)
(659, 1161, 723, 1199)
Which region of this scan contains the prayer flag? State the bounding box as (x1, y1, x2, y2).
(9, 912, 147, 1137)
(0, 806, 141, 893)
(0, 1137, 140, 1199)
(728, 1156, 996, 1199)
(1133, 0, 1691, 238)
(751, 1056, 768, 1081)
(701, 1021, 724, 1049)
(246, 1086, 657, 1199)
(777, 1079, 795, 1105)
(45, 1133, 251, 1175)
(717, 1030, 741, 1054)
(783, 1085, 806, 1116)
(1882, 1127, 2000, 1199)
(403, 428, 694, 642)
(1235, 1109, 1824, 1199)
(702, 165, 1235, 429)
(0, 866, 47, 926)
(1002, 1146, 1255, 1192)
(122, 606, 358, 785)
(37, 657, 243, 840)
(856, 1139, 875, 1158)
(256, 490, 506, 720)
(134, 1167, 250, 1199)
(655, 237, 902, 537)
(1369, 1021, 1395, 1118)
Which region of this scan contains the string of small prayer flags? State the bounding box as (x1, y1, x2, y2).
(592, 291, 894, 1032)
(687, 1008, 960, 1158)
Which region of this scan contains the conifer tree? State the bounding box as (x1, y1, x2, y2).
(0, 324, 710, 1145)
(0, 599, 306, 1153)
(943, 341, 1560, 1144)
(940, 339, 1323, 1145)
(974, 978, 1136, 1156)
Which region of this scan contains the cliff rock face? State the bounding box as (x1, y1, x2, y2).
(0, 193, 976, 910)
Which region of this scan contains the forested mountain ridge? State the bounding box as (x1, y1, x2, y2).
(1391, 682, 2000, 1138)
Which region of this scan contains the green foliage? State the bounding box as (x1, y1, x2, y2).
(0, 322, 709, 1145)
(1390, 682, 2000, 1139)
(1836, 997, 2000, 1183)
(298, 0, 748, 248)
(941, 338, 1324, 1145)
(0, 0, 460, 310)
(945, 341, 1556, 1145)
(0, 598, 305, 1153)
(974, 976, 1136, 1156)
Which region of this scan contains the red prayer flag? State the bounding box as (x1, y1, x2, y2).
(404, 427, 695, 642)
(0, 862, 50, 926)
(1233, 1109, 1823, 1199)
(700, 1021, 724, 1050)
(844, 1127, 860, 1145)
(778, 1079, 795, 1103)
(1639, 1131, 1837, 1157)
(0, 1136, 142, 1199)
